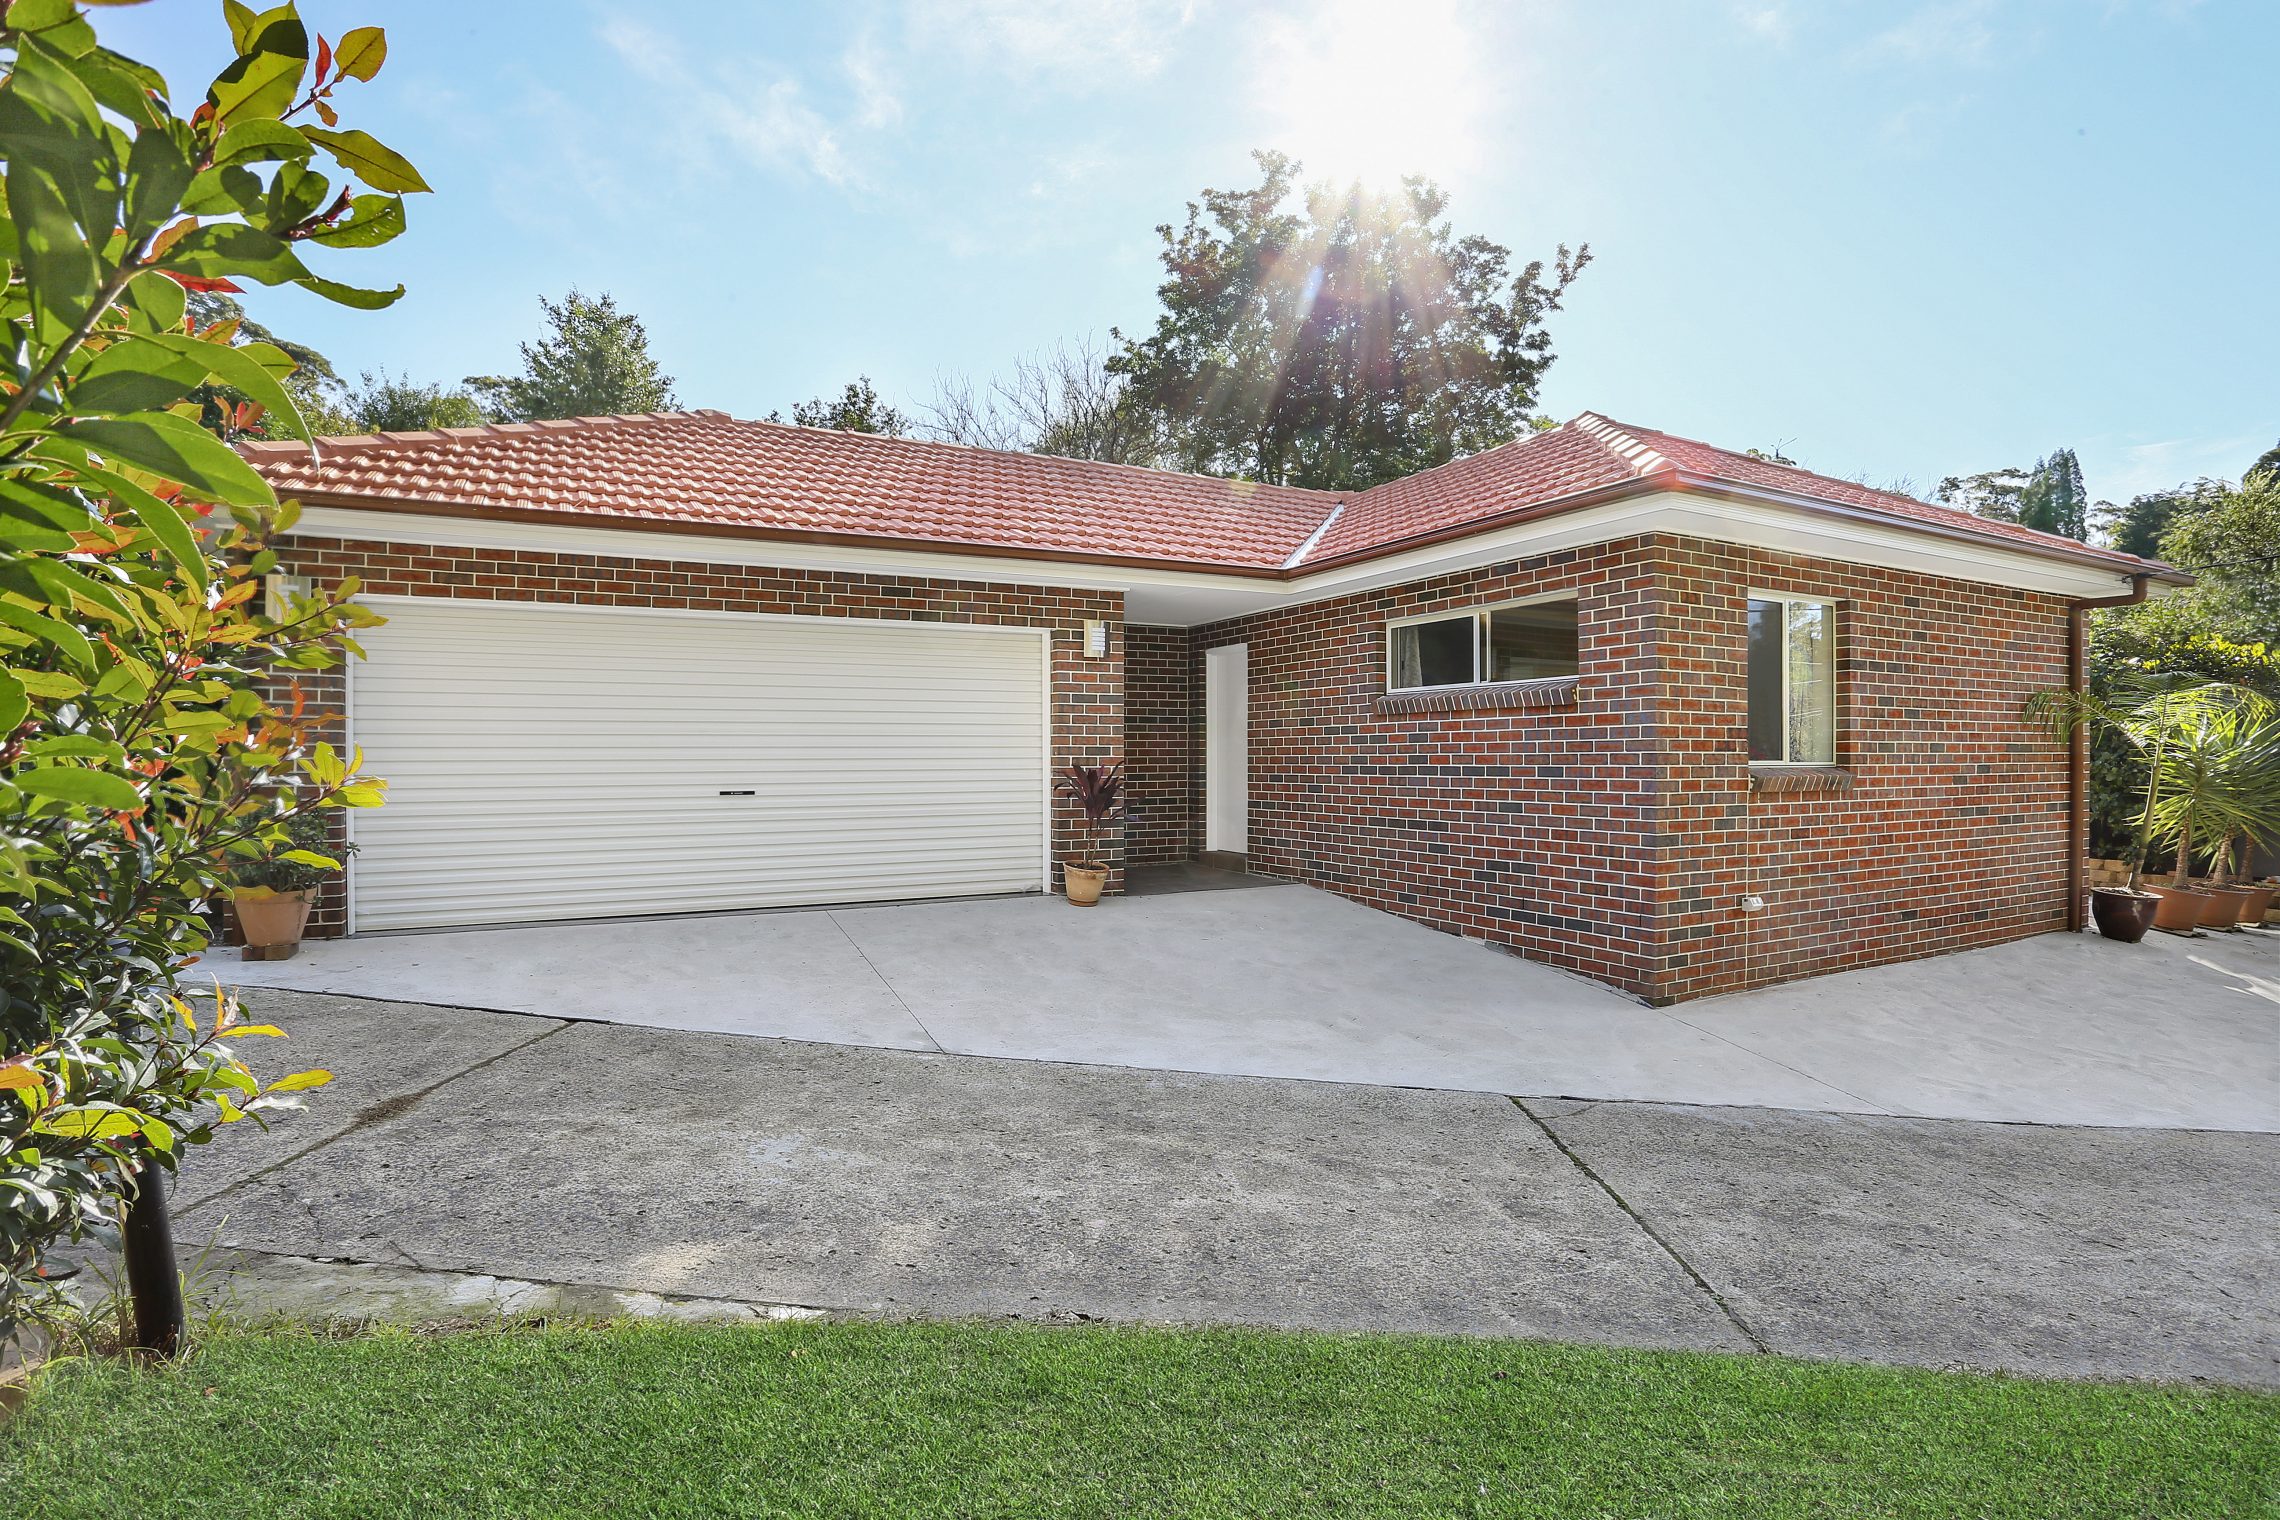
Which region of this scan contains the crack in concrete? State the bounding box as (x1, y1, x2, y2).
(826, 910, 947, 1053)
(179, 1019, 574, 1216)
(1649, 1005, 1898, 1116)
(207, 1242, 846, 1320)
(1511, 1095, 1771, 1355)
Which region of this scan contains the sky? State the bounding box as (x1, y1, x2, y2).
(103, 0, 2277, 507)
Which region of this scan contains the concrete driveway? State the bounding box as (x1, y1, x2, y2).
(215, 879, 2280, 1130)
(176, 991, 2280, 1387)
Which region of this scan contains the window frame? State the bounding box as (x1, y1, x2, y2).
(1746, 588, 1840, 767)
(1384, 591, 1581, 695)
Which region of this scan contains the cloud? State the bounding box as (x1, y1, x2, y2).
(842, 32, 904, 132)
(1025, 147, 1110, 199)
(1861, 0, 1999, 66)
(2092, 433, 2266, 500)
(901, 0, 1203, 82)
(599, 18, 855, 186)
(1731, 4, 1792, 43)
(1875, 94, 1973, 154)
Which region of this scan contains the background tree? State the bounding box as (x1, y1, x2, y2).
(0, 0, 408, 1345)
(331, 368, 486, 433)
(2251, 439, 2280, 483)
(1935, 465, 2028, 523)
(1108, 151, 1589, 490)
(183, 290, 347, 438)
(770, 376, 909, 435)
(467, 288, 677, 421)
(2153, 473, 2280, 639)
(924, 338, 1168, 466)
(2015, 448, 2090, 540)
(2094, 479, 2226, 559)
(2081, 469, 2280, 857)
(1940, 451, 2093, 540)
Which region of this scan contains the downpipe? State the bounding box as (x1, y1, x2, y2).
(2064, 574, 2150, 930)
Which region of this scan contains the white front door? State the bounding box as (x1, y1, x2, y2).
(347, 598, 1050, 931)
(1204, 642, 1249, 854)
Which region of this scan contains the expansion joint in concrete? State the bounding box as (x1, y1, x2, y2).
(1511, 1096, 1771, 1355)
(825, 910, 946, 1053)
(180, 1019, 575, 1216)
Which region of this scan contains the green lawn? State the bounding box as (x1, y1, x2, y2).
(2, 1320, 2271, 1518)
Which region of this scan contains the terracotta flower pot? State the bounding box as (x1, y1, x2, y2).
(2194, 884, 2261, 929)
(1063, 864, 1108, 907)
(2088, 888, 2160, 944)
(233, 889, 311, 960)
(2241, 882, 2277, 926)
(2146, 883, 2210, 934)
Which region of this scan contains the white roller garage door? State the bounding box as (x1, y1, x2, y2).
(347, 598, 1049, 931)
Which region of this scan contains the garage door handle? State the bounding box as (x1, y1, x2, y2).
(718, 789, 756, 796)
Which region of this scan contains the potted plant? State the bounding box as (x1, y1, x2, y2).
(2193, 834, 2267, 930)
(1054, 764, 1126, 907)
(2151, 690, 2280, 932)
(2027, 678, 2275, 940)
(230, 810, 351, 961)
(2030, 683, 2167, 941)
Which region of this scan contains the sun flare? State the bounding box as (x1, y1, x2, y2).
(1258, 0, 1489, 189)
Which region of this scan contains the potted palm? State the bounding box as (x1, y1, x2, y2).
(1054, 764, 1126, 907)
(230, 810, 351, 960)
(2150, 690, 2280, 932)
(2227, 833, 2279, 927)
(2026, 678, 2270, 940)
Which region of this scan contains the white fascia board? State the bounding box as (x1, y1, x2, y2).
(288, 495, 2154, 629)
(1279, 492, 2155, 606)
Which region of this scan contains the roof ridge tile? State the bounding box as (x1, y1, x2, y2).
(1568, 412, 1674, 477)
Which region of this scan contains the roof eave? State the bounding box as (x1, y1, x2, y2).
(1663, 473, 2195, 588)
(1296, 471, 2185, 587)
(270, 489, 1291, 581)
(266, 467, 2191, 594)
(1287, 475, 1673, 576)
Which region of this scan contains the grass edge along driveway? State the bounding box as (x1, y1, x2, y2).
(5, 1319, 2273, 1518)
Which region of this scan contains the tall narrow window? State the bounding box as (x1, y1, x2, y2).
(1747, 593, 1836, 764)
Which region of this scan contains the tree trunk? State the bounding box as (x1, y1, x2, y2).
(123, 1167, 184, 1358)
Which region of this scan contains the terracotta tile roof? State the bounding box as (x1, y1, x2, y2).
(240, 408, 2174, 581)
(1310, 413, 2169, 577)
(1581, 416, 2150, 564)
(238, 410, 1338, 570)
(1306, 422, 1644, 562)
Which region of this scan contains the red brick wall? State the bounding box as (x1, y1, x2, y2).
(1642, 540, 2071, 1000)
(1184, 534, 2072, 1002)
(272, 534, 1125, 934)
(1192, 541, 1668, 994)
(1125, 624, 1198, 865)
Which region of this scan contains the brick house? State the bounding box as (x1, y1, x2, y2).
(239, 410, 2182, 1003)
